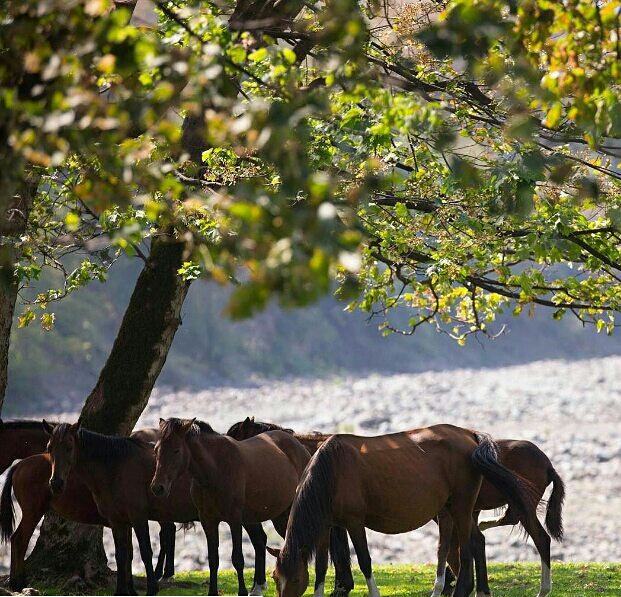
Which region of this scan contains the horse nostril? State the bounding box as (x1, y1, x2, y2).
(151, 484, 164, 496)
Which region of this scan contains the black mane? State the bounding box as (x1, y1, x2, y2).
(280, 436, 343, 576)
(160, 418, 217, 441)
(76, 428, 142, 462)
(227, 419, 294, 439)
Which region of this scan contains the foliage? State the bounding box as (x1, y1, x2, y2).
(31, 563, 621, 596)
(4, 0, 621, 341)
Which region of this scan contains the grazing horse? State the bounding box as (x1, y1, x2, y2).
(229, 419, 564, 597)
(268, 425, 538, 597)
(0, 419, 52, 474)
(151, 418, 311, 597)
(45, 422, 197, 596)
(442, 439, 565, 597)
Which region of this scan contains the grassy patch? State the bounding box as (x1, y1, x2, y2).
(23, 563, 621, 596)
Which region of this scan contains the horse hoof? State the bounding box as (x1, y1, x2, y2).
(250, 583, 268, 596)
(238, 589, 249, 596)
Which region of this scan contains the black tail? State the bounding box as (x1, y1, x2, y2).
(545, 466, 565, 542)
(472, 433, 538, 530)
(281, 436, 344, 578)
(0, 464, 16, 543)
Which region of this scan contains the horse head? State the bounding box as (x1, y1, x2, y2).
(44, 420, 79, 495)
(151, 417, 195, 498)
(267, 546, 309, 597)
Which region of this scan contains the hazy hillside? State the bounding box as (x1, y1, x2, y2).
(6, 254, 621, 415)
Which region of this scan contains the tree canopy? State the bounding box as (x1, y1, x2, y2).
(3, 0, 621, 344)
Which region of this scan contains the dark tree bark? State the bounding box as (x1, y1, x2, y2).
(0, 173, 38, 414)
(25, 231, 190, 588)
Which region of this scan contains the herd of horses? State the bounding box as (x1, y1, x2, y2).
(0, 416, 565, 597)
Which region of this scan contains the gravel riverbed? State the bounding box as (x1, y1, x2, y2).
(2, 356, 620, 575)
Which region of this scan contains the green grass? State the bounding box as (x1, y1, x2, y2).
(28, 563, 621, 596)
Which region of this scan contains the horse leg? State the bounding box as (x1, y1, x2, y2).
(230, 519, 248, 596)
(163, 523, 176, 579)
(447, 501, 475, 597)
(431, 510, 453, 597)
(471, 518, 491, 597)
(125, 525, 138, 596)
(154, 523, 170, 580)
(112, 524, 132, 596)
(133, 521, 159, 595)
(478, 506, 519, 532)
(522, 516, 552, 597)
(443, 523, 460, 596)
(314, 529, 331, 597)
(202, 520, 220, 596)
(348, 524, 379, 597)
(330, 527, 354, 597)
(245, 523, 267, 596)
(9, 507, 42, 591)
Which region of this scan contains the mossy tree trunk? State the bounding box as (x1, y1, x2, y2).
(0, 173, 38, 414)
(25, 231, 190, 588)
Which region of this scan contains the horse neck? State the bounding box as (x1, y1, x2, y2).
(0, 427, 48, 473)
(186, 433, 229, 484)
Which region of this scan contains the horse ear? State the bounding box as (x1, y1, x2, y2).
(181, 418, 196, 434)
(159, 418, 166, 428)
(243, 416, 251, 424)
(250, 416, 255, 422)
(266, 546, 281, 559)
(42, 420, 55, 436)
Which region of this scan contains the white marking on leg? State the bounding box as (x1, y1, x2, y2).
(536, 563, 551, 597)
(366, 574, 380, 597)
(250, 582, 268, 596)
(430, 568, 445, 597)
(314, 581, 325, 597)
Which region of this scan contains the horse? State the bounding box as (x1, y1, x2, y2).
(228, 419, 564, 597)
(151, 417, 312, 596)
(44, 421, 198, 596)
(0, 419, 56, 474)
(0, 422, 176, 591)
(267, 425, 538, 597)
(228, 418, 353, 597)
(442, 439, 565, 597)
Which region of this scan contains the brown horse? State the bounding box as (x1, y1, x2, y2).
(151, 418, 311, 596)
(228, 418, 353, 597)
(228, 419, 564, 597)
(0, 419, 52, 474)
(45, 422, 197, 596)
(0, 423, 176, 591)
(443, 439, 565, 597)
(267, 425, 538, 597)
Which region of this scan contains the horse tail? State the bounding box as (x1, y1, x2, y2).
(472, 433, 539, 530)
(545, 465, 565, 542)
(280, 435, 345, 577)
(0, 464, 16, 543)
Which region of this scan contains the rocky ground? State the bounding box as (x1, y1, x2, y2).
(1, 356, 620, 576)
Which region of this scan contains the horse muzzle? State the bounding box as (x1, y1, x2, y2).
(150, 481, 170, 498)
(49, 476, 65, 495)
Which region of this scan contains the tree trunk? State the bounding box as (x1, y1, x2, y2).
(0, 173, 38, 414)
(25, 230, 190, 587)
(80, 230, 191, 435)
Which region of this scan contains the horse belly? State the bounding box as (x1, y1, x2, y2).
(361, 473, 449, 535)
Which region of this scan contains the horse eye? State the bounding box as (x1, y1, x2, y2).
(174, 449, 181, 455)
